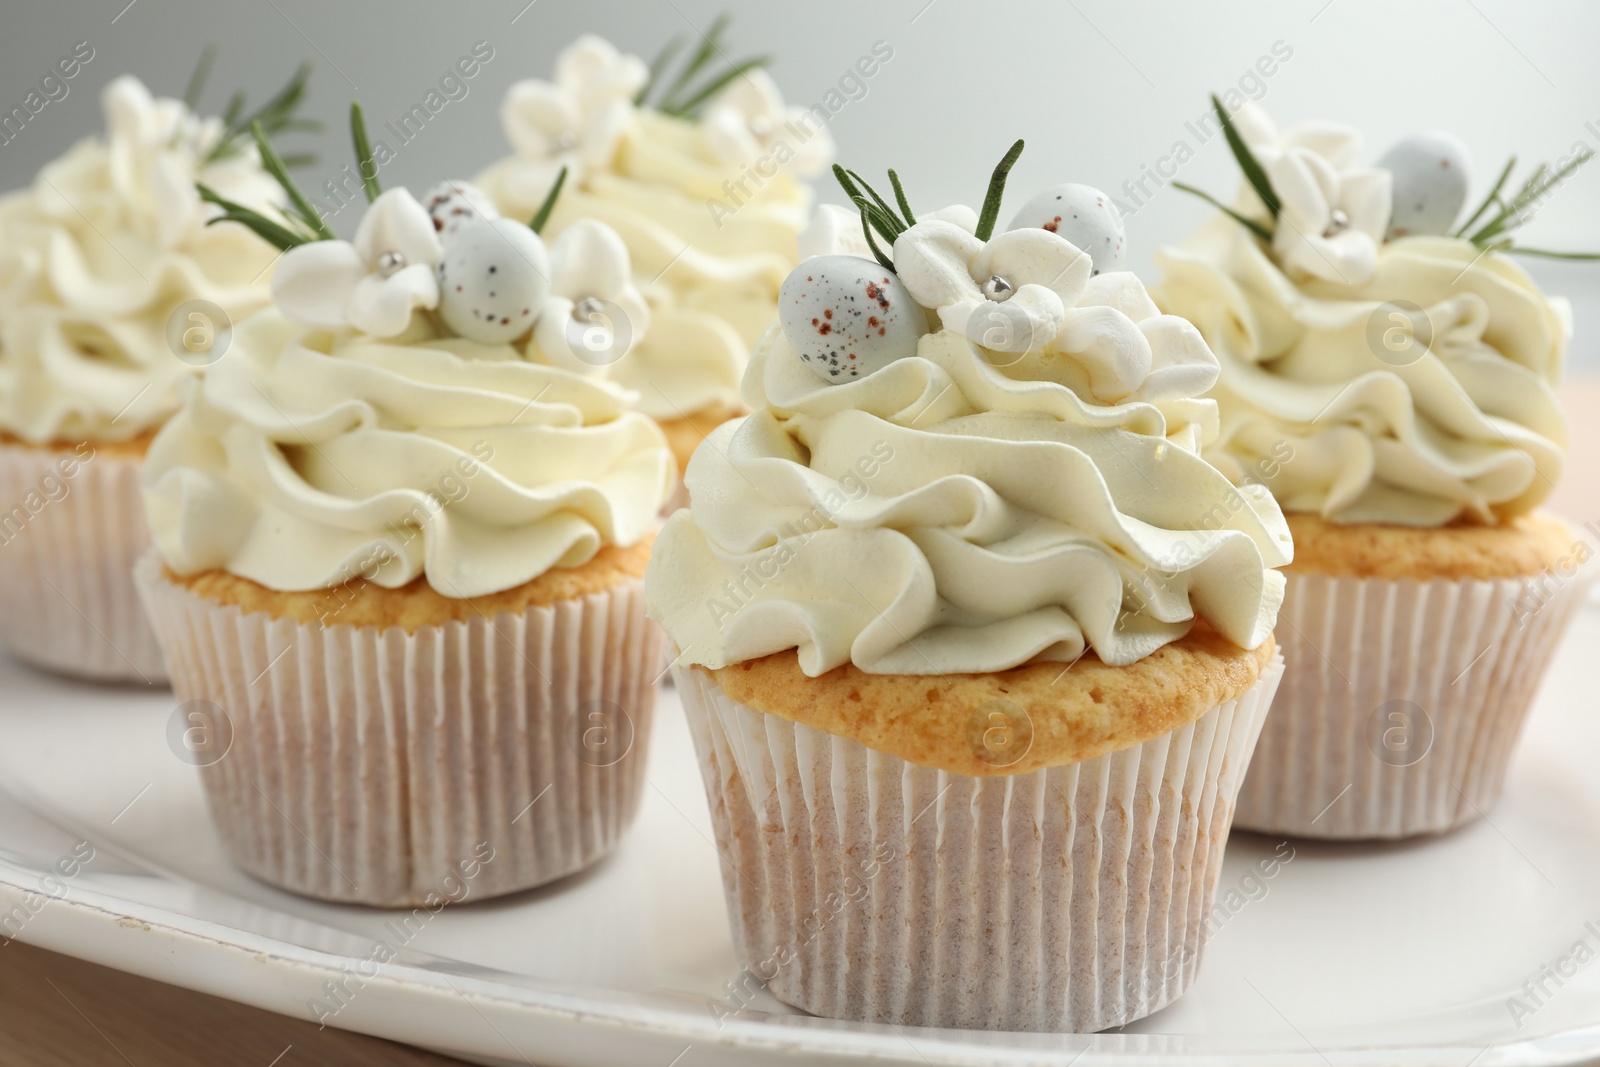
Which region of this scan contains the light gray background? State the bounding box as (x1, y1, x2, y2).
(2, 0, 1597, 368)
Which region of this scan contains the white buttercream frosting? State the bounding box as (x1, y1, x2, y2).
(477, 35, 831, 422)
(648, 232, 1291, 675)
(144, 309, 675, 596)
(1156, 217, 1569, 526)
(0, 76, 282, 442)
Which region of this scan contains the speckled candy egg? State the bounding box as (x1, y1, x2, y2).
(422, 180, 499, 238)
(1006, 184, 1126, 275)
(1380, 132, 1472, 239)
(778, 255, 924, 383)
(436, 218, 550, 344)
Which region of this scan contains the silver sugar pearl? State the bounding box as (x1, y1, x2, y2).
(376, 250, 407, 277)
(982, 274, 1014, 301)
(574, 296, 606, 320)
(550, 130, 578, 153)
(1324, 208, 1350, 237)
(748, 115, 773, 139)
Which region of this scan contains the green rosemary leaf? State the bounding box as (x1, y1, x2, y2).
(974, 138, 1024, 241)
(659, 13, 730, 112)
(221, 91, 245, 128)
(529, 165, 569, 234)
(279, 153, 316, 169)
(636, 35, 686, 106)
(667, 55, 769, 118)
(1213, 92, 1279, 220)
(184, 46, 217, 110)
(1172, 181, 1275, 242)
(197, 183, 310, 251)
(252, 121, 335, 241)
(888, 169, 916, 227)
(1454, 155, 1515, 237)
(349, 102, 381, 203)
(1472, 151, 1593, 245)
(857, 204, 895, 271)
(846, 168, 904, 235)
(1503, 245, 1600, 260)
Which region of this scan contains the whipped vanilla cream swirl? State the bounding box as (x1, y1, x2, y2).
(0, 76, 282, 443)
(479, 38, 829, 421)
(1156, 219, 1569, 525)
(145, 310, 675, 596)
(648, 311, 1292, 676)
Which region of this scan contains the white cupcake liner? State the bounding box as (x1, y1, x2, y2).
(675, 652, 1284, 1033)
(135, 553, 662, 906)
(0, 441, 167, 684)
(1235, 562, 1594, 839)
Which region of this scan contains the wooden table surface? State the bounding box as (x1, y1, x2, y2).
(1, 379, 1597, 1067)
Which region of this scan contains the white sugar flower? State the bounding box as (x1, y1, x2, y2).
(701, 69, 834, 177)
(80, 76, 279, 249)
(272, 189, 442, 337)
(532, 219, 650, 373)
(1042, 272, 1220, 404)
(892, 219, 1091, 354)
(499, 35, 645, 204)
(1231, 103, 1392, 285)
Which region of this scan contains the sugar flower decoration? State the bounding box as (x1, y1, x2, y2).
(272, 188, 442, 337)
(532, 219, 650, 372)
(893, 220, 1091, 354)
(1227, 103, 1392, 285)
(701, 69, 834, 178)
(499, 36, 645, 200)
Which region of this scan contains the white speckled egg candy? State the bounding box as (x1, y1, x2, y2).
(1380, 132, 1472, 238)
(422, 180, 500, 238)
(778, 255, 924, 383)
(436, 218, 550, 344)
(1006, 184, 1126, 275)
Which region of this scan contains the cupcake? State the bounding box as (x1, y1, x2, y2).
(0, 71, 300, 682)
(646, 145, 1292, 1031)
(1154, 101, 1594, 839)
(477, 27, 833, 478)
(135, 122, 676, 905)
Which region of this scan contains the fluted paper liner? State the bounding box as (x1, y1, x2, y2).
(135, 553, 661, 906)
(0, 442, 166, 683)
(675, 652, 1284, 1033)
(1235, 564, 1594, 839)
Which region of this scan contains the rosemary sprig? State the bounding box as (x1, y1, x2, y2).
(1171, 182, 1274, 242)
(635, 35, 685, 106)
(1454, 154, 1515, 237)
(252, 121, 335, 241)
(832, 165, 900, 271)
(1503, 246, 1600, 261)
(1469, 150, 1593, 245)
(184, 46, 217, 110)
(349, 102, 381, 202)
(197, 184, 316, 250)
(644, 14, 771, 119)
(529, 165, 569, 233)
(1213, 92, 1279, 220)
(205, 63, 320, 164)
(888, 169, 916, 226)
(974, 138, 1024, 241)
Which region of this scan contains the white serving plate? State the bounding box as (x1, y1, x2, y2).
(2, 601, 1599, 1066)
